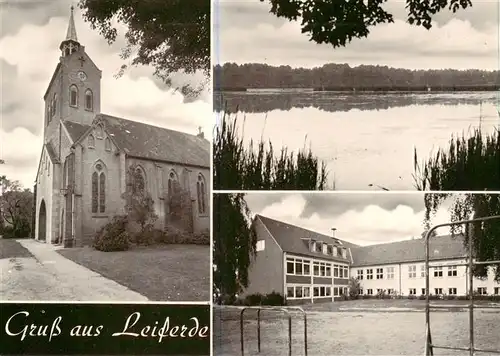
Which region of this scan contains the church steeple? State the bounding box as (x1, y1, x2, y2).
(60, 6, 80, 57)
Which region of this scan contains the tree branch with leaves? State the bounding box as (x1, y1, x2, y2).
(79, 0, 209, 96)
(262, 0, 472, 48)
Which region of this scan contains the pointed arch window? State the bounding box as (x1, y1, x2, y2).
(105, 137, 112, 151)
(133, 167, 146, 194)
(95, 125, 104, 139)
(91, 162, 106, 213)
(197, 173, 206, 214)
(88, 134, 95, 148)
(85, 89, 93, 111)
(70, 85, 78, 107)
(49, 94, 56, 120)
(167, 170, 178, 198)
(52, 93, 57, 117)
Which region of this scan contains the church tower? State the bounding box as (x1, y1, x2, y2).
(43, 6, 102, 157)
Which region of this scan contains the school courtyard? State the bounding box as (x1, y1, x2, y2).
(213, 299, 500, 355)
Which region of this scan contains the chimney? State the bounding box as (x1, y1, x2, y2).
(331, 228, 337, 239)
(197, 126, 204, 139)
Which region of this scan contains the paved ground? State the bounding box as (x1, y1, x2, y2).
(213, 301, 500, 356)
(59, 244, 210, 301)
(0, 239, 147, 301)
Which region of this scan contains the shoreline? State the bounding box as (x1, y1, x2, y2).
(214, 88, 500, 94)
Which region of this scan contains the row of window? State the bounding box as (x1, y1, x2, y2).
(88, 161, 207, 215)
(47, 87, 94, 123)
(357, 265, 459, 280)
(309, 241, 347, 259)
(358, 267, 395, 280)
(88, 135, 112, 151)
(286, 257, 349, 278)
(362, 288, 396, 295)
(286, 285, 349, 299)
(69, 85, 93, 111)
(361, 287, 500, 296)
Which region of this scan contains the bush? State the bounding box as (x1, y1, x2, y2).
(93, 215, 130, 252)
(0, 223, 31, 239)
(157, 226, 210, 245)
(244, 293, 264, 306)
(225, 294, 238, 305)
(408, 295, 416, 300)
(134, 226, 162, 245)
(262, 292, 285, 306)
(191, 230, 210, 245)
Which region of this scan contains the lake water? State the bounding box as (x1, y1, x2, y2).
(214, 91, 500, 190)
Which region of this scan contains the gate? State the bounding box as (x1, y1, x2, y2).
(240, 306, 308, 356)
(424, 215, 500, 356)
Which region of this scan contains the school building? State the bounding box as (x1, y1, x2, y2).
(244, 215, 500, 304)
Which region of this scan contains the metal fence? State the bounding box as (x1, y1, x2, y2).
(240, 306, 308, 356)
(424, 215, 500, 356)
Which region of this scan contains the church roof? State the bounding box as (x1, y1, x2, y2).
(64, 121, 90, 142)
(99, 114, 210, 168)
(64, 6, 78, 43)
(69, 114, 210, 168)
(45, 141, 60, 164)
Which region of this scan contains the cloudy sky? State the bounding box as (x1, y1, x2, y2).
(0, 0, 210, 188)
(215, 0, 499, 69)
(244, 192, 462, 246)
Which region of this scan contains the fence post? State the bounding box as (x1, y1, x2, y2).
(240, 308, 246, 356)
(257, 308, 261, 353)
(304, 312, 308, 356)
(288, 313, 292, 356)
(425, 227, 432, 356)
(468, 223, 474, 356)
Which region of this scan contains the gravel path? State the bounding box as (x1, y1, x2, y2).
(0, 239, 148, 301)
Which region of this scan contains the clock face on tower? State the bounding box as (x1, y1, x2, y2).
(77, 71, 87, 81)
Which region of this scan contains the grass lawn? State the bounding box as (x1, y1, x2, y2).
(214, 301, 500, 355)
(58, 244, 209, 301)
(0, 239, 33, 260)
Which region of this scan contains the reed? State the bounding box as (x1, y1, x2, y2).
(213, 111, 328, 190)
(413, 128, 500, 191)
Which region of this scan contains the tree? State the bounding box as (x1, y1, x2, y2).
(167, 179, 194, 233)
(213, 194, 257, 299)
(348, 277, 361, 299)
(422, 193, 500, 282)
(214, 63, 499, 91)
(79, 0, 209, 95)
(261, 0, 472, 48)
(0, 176, 34, 238)
(122, 166, 158, 234)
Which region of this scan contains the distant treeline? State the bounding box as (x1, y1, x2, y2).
(214, 63, 500, 91)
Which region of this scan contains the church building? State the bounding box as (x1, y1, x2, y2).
(34, 7, 210, 247)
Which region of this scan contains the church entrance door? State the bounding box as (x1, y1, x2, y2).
(38, 200, 47, 242)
